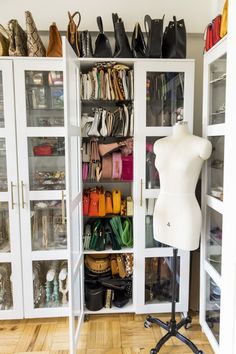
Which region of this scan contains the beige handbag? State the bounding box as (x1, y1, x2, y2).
(0, 25, 10, 56)
(25, 11, 46, 57)
(8, 19, 27, 56)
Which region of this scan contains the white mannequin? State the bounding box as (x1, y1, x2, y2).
(153, 121, 212, 251)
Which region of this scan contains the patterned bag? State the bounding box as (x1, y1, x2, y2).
(8, 19, 27, 56)
(25, 11, 46, 57)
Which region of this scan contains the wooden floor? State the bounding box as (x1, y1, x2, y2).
(0, 313, 214, 354)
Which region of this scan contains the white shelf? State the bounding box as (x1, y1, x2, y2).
(0, 191, 8, 202)
(207, 123, 225, 137)
(84, 300, 134, 314)
(206, 195, 224, 214)
(84, 248, 133, 255)
(0, 253, 12, 262)
(209, 75, 226, 84)
(26, 127, 65, 137)
(31, 250, 68, 261)
(26, 306, 69, 318)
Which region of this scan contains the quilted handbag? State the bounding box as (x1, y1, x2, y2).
(25, 11, 46, 57)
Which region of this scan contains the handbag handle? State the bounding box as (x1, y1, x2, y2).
(112, 13, 119, 27)
(0, 24, 10, 39)
(97, 16, 104, 33)
(68, 11, 81, 28)
(144, 15, 152, 35)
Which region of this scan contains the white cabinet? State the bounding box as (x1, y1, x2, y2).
(0, 60, 23, 319)
(200, 37, 227, 354)
(134, 60, 194, 314)
(0, 39, 82, 320)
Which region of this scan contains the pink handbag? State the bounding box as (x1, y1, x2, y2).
(112, 152, 122, 180)
(121, 154, 133, 181)
(82, 162, 89, 180)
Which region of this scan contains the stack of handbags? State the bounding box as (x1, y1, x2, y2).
(80, 63, 134, 101)
(81, 105, 134, 138)
(84, 253, 133, 310)
(204, 0, 228, 52)
(83, 216, 133, 251)
(83, 187, 133, 217)
(82, 138, 133, 182)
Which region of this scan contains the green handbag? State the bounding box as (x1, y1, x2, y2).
(89, 220, 106, 251)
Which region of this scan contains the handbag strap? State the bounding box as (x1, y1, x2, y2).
(0, 24, 10, 39)
(68, 11, 81, 28)
(97, 16, 104, 33)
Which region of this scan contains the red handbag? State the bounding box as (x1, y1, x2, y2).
(205, 24, 213, 52)
(33, 144, 53, 156)
(83, 192, 90, 216)
(88, 190, 99, 216)
(212, 15, 222, 45)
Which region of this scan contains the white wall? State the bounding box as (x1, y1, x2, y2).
(1, 0, 212, 33)
(211, 0, 225, 17)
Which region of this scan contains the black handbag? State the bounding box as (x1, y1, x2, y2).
(79, 30, 93, 57)
(112, 13, 132, 58)
(85, 283, 104, 311)
(162, 16, 186, 58)
(94, 16, 112, 58)
(131, 23, 146, 58)
(144, 15, 164, 58)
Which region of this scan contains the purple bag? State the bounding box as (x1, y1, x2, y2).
(82, 162, 89, 180)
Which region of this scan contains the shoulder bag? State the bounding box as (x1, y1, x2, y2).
(162, 16, 186, 58)
(94, 16, 112, 57)
(144, 14, 164, 58)
(25, 11, 46, 57)
(8, 19, 28, 56)
(46, 22, 62, 57)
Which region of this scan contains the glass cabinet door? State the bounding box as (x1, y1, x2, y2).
(25, 70, 64, 127)
(209, 54, 226, 125)
(205, 274, 221, 343)
(146, 72, 184, 127)
(208, 136, 224, 201)
(206, 207, 222, 275)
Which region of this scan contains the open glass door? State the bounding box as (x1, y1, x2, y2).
(63, 38, 84, 353)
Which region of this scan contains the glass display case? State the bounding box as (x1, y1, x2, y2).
(25, 71, 64, 127)
(0, 262, 13, 310)
(206, 207, 222, 275)
(145, 256, 180, 304)
(209, 54, 226, 125)
(0, 202, 10, 252)
(146, 72, 184, 127)
(32, 260, 68, 308)
(206, 274, 221, 343)
(0, 138, 7, 192)
(208, 136, 224, 201)
(146, 137, 160, 189)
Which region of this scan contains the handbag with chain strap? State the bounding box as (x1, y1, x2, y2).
(25, 11, 46, 57)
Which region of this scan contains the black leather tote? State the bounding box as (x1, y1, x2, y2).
(131, 23, 146, 58)
(79, 30, 93, 57)
(94, 16, 112, 57)
(162, 16, 186, 58)
(144, 14, 164, 58)
(85, 283, 104, 311)
(112, 13, 132, 58)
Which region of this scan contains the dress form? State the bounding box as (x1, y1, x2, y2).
(153, 121, 212, 251)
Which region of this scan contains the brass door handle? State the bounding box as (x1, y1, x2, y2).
(62, 190, 66, 224)
(10, 182, 16, 210)
(21, 181, 26, 209)
(140, 179, 143, 206)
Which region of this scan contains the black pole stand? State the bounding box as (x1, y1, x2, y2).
(144, 248, 204, 354)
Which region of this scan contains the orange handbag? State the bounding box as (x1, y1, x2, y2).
(88, 190, 99, 216)
(98, 188, 106, 217)
(105, 191, 113, 214)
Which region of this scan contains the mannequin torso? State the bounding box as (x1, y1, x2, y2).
(153, 122, 212, 251)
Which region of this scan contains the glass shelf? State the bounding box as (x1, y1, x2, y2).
(208, 136, 224, 201)
(0, 263, 13, 311)
(0, 202, 10, 253)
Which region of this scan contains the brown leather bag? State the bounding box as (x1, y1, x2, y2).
(25, 11, 46, 57)
(0, 25, 9, 56)
(66, 11, 81, 56)
(46, 22, 62, 57)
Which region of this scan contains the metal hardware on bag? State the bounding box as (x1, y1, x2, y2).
(21, 181, 26, 209)
(62, 190, 66, 224)
(10, 182, 16, 210)
(140, 179, 143, 206)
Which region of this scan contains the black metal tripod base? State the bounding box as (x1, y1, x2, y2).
(145, 315, 204, 354)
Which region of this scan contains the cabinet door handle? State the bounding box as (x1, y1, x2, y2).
(62, 190, 66, 224)
(21, 181, 26, 209)
(140, 179, 143, 206)
(11, 182, 16, 210)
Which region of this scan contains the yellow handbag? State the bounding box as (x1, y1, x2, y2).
(220, 0, 228, 38)
(98, 188, 106, 217)
(112, 189, 121, 214)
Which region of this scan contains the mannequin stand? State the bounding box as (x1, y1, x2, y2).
(144, 248, 203, 354)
